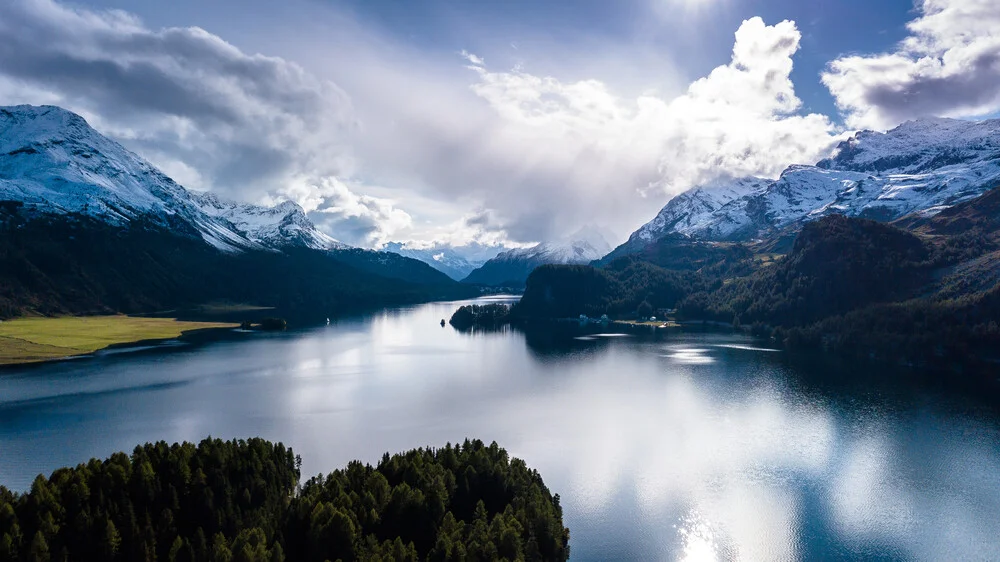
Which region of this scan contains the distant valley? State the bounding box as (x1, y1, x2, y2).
(381, 242, 495, 281)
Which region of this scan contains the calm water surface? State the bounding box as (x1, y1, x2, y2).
(2, 297, 999, 561)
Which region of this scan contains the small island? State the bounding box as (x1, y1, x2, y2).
(448, 303, 512, 331)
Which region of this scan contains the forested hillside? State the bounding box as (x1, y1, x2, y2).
(678, 215, 932, 327)
(0, 438, 570, 562)
(513, 258, 713, 320)
(510, 190, 1000, 372)
(0, 207, 472, 319)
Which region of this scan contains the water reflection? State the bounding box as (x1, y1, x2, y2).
(0, 298, 998, 561)
(662, 346, 716, 364)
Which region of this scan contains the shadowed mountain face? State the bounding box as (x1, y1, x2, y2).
(900, 186, 1000, 238)
(0, 105, 468, 317)
(0, 210, 463, 318)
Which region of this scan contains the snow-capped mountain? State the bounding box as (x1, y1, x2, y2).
(613, 117, 1000, 255)
(462, 226, 614, 286)
(381, 243, 499, 281)
(0, 104, 344, 253)
(194, 192, 347, 251)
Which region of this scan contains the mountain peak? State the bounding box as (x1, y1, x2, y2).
(616, 117, 1000, 253)
(0, 103, 346, 253)
(380, 242, 501, 281)
(1, 104, 90, 129)
(563, 224, 617, 251)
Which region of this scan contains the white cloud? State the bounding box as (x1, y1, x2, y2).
(0, 0, 843, 248)
(0, 0, 359, 218)
(465, 16, 839, 204)
(823, 0, 1000, 130)
(460, 50, 485, 66)
(278, 176, 412, 247)
(266, 9, 840, 245)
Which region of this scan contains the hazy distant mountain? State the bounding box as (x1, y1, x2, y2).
(607, 117, 1000, 261)
(382, 242, 501, 280)
(462, 226, 614, 287)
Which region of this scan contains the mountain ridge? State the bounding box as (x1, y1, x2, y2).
(382, 242, 499, 281)
(606, 117, 1000, 261)
(0, 104, 345, 253)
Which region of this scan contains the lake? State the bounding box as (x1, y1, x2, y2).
(2, 297, 999, 561)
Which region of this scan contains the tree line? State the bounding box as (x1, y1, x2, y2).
(0, 438, 569, 562)
(512, 258, 713, 320)
(509, 209, 1000, 374)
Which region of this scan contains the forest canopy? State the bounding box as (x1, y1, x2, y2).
(0, 438, 570, 562)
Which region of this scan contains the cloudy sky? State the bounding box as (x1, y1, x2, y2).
(1, 0, 998, 249)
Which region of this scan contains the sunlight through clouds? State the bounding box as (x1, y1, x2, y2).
(464, 17, 840, 199)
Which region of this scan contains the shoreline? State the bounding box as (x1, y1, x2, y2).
(0, 315, 240, 367)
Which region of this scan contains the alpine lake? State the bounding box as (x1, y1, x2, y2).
(2, 297, 999, 561)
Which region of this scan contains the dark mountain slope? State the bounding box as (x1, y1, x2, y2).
(513, 258, 713, 320)
(0, 208, 468, 318)
(914, 186, 1000, 236)
(683, 215, 932, 327)
(594, 232, 754, 277)
(0, 104, 470, 317)
(330, 248, 458, 285)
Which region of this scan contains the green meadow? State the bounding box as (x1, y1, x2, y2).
(0, 315, 237, 365)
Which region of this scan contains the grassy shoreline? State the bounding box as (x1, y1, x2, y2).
(0, 315, 238, 366)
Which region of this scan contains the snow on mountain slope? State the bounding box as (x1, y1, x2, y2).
(629, 177, 772, 244)
(818, 117, 1000, 174)
(381, 243, 497, 281)
(194, 192, 347, 251)
(495, 226, 613, 265)
(0, 105, 344, 252)
(462, 226, 613, 286)
(619, 117, 1000, 250)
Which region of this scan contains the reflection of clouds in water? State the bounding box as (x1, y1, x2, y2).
(512, 355, 1000, 561)
(286, 320, 1000, 561)
(829, 424, 1000, 561)
(516, 366, 835, 559)
(636, 377, 831, 560)
(830, 433, 915, 539)
(16, 297, 1000, 561)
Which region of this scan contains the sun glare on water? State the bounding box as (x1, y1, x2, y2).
(678, 511, 721, 562)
